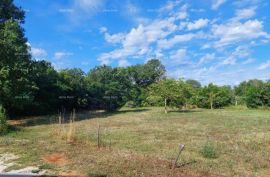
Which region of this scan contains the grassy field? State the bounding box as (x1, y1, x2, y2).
(0, 107, 270, 177)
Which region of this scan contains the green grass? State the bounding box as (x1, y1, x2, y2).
(1, 107, 270, 176)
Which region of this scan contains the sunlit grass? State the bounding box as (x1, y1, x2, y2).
(1, 107, 270, 176)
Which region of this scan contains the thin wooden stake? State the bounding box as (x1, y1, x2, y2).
(173, 144, 185, 169)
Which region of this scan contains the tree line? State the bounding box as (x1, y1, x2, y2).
(1, 0, 270, 122)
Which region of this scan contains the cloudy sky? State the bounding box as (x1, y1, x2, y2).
(15, 0, 270, 85)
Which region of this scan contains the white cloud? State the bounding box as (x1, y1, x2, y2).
(159, 0, 182, 13)
(199, 53, 215, 64)
(158, 32, 203, 50)
(258, 60, 270, 70)
(211, 0, 226, 10)
(169, 49, 190, 65)
(233, 7, 256, 21)
(118, 59, 130, 67)
(175, 4, 188, 20)
(242, 58, 254, 64)
(54, 52, 73, 60)
(233, 0, 261, 7)
(187, 18, 209, 30)
(212, 20, 270, 47)
(31, 47, 47, 59)
(222, 56, 236, 65)
(99, 27, 107, 33)
(98, 9, 183, 63)
(104, 32, 125, 44)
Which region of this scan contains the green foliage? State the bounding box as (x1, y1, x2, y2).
(143, 95, 163, 106)
(201, 141, 217, 159)
(86, 65, 131, 111)
(186, 79, 201, 89)
(192, 84, 233, 109)
(0, 0, 25, 23)
(58, 68, 88, 109)
(0, 105, 8, 135)
(148, 79, 190, 111)
(261, 82, 270, 107)
(127, 59, 166, 106)
(246, 86, 263, 108)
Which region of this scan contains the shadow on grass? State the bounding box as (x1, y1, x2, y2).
(169, 109, 202, 113)
(9, 108, 150, 127)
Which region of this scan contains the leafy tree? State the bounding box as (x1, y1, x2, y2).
(0, 0, 25, 23)
(235, 79, 264, 108)
(86, 65, 131, 111)
(127, 59, 166, 106)
(186, 79, 201, 89)
(261, 82, 270, 107)
(0, 1, 33, 116)
(26, 60, 61, 114)
(148, 79, 186, 113)
(57, 68, 88, 110)
(193, 84, 233, 109)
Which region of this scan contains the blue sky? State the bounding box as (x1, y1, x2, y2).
(14, 0, 270, 85)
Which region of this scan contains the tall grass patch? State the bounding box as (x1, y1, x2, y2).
(201, 141, 217, 159)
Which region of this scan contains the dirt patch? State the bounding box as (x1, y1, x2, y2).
(42, 153, 67, 166)
(265, 169, 270, 177)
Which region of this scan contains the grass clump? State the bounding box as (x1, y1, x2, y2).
(201, 141, 217, 159)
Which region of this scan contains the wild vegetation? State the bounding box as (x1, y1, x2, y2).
(1, 107, 270, 176)
(1, 0, 270, 121)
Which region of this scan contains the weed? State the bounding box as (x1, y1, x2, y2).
(201, 141, 217, 159)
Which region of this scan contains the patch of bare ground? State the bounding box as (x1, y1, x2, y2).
(265, 169, 270, 177)
(42, 153, 68, 166)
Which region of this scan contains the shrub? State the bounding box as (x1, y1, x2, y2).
(201, 141, 217, 159)
(0, 105, 8, 135)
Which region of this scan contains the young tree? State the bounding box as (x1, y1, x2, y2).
(194, 84, 233, 109)
(148, 79, 185, 113)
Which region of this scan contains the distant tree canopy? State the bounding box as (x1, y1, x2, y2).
(1, 0, 270, 118)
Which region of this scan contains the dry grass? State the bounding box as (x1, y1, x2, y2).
(1, 107, 270, 176)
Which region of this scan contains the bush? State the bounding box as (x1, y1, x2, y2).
(0, 105, 8, 135)
(201, 141, 217, 159)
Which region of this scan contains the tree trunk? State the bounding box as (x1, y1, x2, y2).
(210, 93, 213, 109)
(164, 98, 167, 114)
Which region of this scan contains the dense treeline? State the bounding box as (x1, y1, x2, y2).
(1, 0, 270, 124)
